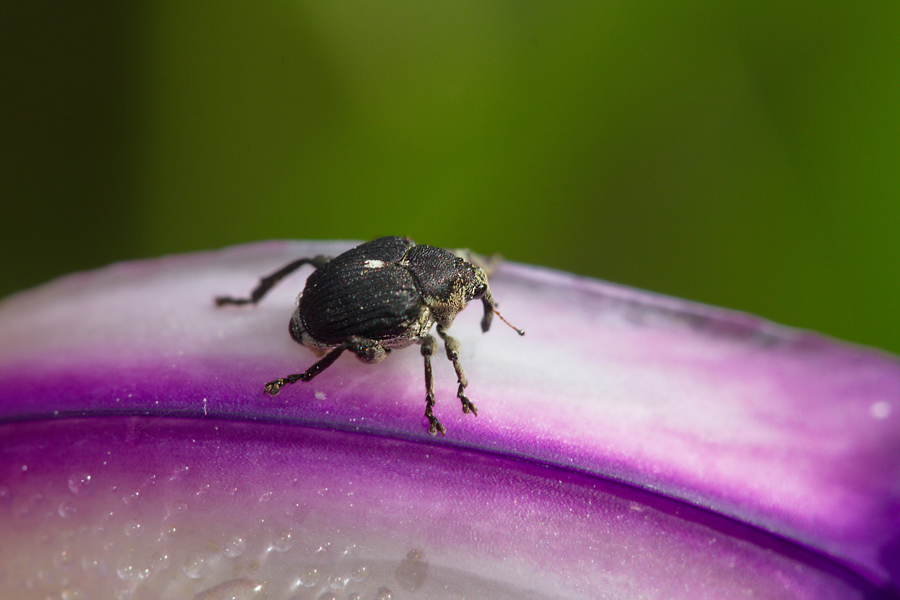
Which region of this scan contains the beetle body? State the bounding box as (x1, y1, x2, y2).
(215, 236, 522, 435)
(293, 236, 443, 354)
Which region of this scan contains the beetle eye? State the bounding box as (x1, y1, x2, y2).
(472, 282, 487, 298)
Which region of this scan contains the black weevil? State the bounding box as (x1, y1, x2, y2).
(215, 236, 524, 435)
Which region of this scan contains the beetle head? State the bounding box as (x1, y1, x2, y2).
(466, 265, 524, 336)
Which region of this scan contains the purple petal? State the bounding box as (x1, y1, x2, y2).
(0, 241, 897, 598)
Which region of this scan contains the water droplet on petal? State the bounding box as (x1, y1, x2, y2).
(68, 471, 95, 497)
(271, 529, 295, 552)
(60, 586, 89, 600)
(82, 555, 107, 579)
(58, 500, 77, 518)
(373, 587, 393, 600)
(123, 519, 142, 538)
(158, 524, 178, 542)
(327, 574, 347, 590)
(223, 534, 247, 558)
(150, 551, 170, 572)
(296, 566, 319, 588)
(117, 561, 136, 581)
(183, 552, 207, 579)
(122, 489, 142, 506)
(350, 564, 369, 582)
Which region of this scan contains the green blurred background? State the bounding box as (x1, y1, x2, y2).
(2, 2, 898, 354)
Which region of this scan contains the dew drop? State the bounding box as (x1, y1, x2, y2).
(123, 519, 143, 538)
(183, 552, 207, 579)
(223, 534, 247, 558)
(60, 586, 89, 600)
(314, 542, 334, 560)
(116, 561, 136, 581)
(350, 565, 369, 582)
(150, 551, 170, 572)
(68, 471, 95, 497)
(272, 529, 295, 553)
(58, 500, 77, 518)
(114, 584, 131, 600)
(373, 587, 393, 600)
(122, 489, 142, 506)
(82, 555, 107, 579)
(327, 574, 347, 590)
(158, 524, 179, 542)
(296, 566, 320, 588)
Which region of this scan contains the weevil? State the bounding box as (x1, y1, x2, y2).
(215, 236, 524, 435)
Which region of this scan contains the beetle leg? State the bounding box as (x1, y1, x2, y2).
(216, 255, 331, 306)
(420, 334, 446, 436)
(264, 341, 349, 395)
(436, 325, 477, 417)
(346, 337, 389, 364)
(265, 336, 387, 396)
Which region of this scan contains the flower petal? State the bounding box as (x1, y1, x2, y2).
(1, 241, 898, 597)
(0, 417, 875, 599)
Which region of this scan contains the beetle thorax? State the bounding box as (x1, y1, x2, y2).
(421, 277, 469, 330)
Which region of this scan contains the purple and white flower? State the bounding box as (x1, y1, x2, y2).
(0, 241, 897, 599)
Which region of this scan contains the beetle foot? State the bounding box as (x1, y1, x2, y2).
(424, 395, 446, 436)
(427, 415, 447, 436)
(264, 379, 285, 396)
(458, 385, 478, 416)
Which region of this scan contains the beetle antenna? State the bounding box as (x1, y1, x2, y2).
(493, 307, 525, 336)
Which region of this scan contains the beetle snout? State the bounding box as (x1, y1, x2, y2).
(480, 294, 495, 333)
